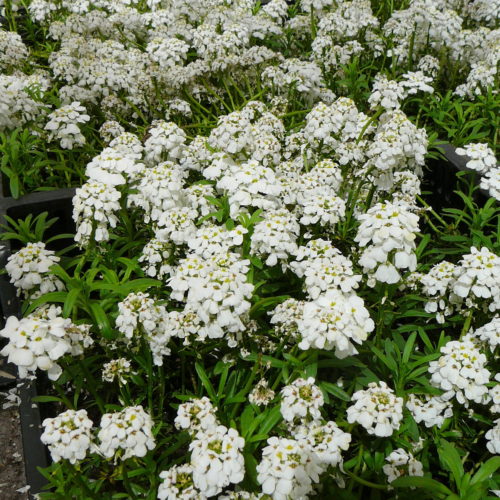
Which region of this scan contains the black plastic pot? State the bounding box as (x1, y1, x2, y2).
(0, 187, 75, 499)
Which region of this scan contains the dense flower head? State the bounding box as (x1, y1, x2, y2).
(280, 377, 324, 423)
(6, 241, 63, 298)
(44, 101, 89, 149)
(168, 252, 254, 340)
(189, 425, 245, 497)
(41, 409, 93, 464)
(102, 357, 132, 384)
(73, 180, 121, 245)
(174, 397, 219, 436)
(250, 208, 300, 267)
(451, 247, 500, 312)
(383, 448, 424, 485)
(0, 306, 92, 380)
(115, 292, 172, 365)
(355, 201, 420, 284)
(347, 381, 404, 436)
(471, 317, 500, 352)
(456, 143, 497, 174)
(406, 394, 453, 428)
(297, 289, 374, 357)
(290, 240, 361, 298)
(293, 420, 351, 468)
(157, 464, 204, 500)
(486, 419, 500, 454)
(428, 336, 491, 406)
(97, 405, 155, 460)
(256, 436, 322, 500)
(249, 379, 276, 407)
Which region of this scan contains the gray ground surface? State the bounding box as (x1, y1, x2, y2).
(0, 404, 29, 500)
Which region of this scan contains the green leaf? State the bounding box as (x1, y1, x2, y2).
(90, 302, 114, 339)
(24, 291, 68, 314)
(392, 476, 454, 495)
(195, 362, 217, 400)
(438, 440, 464, 488)
(319, 382, 351, 402)
(470, 456, 500, 485)
(63, 287, 81, 318)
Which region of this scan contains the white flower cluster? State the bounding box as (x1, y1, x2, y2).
(256, 436, 322, 500)
(174, 397, 218, 436)
(157, 464, 203, 500)
(41, 409, 93, 464)
(347, 381, 404, 436)
(298, 289, 374, 357)
(406, 394, 453, 428)
(383, 448, 424, 485)
(44, 101, 89, 149)
(471, 317, 500, 352)
(6, 241, 64, 298)
(486, 419, 500, 454)
(168, 252, 254, 342)
(428, 336, 491, 406)
(250, 208, 300, 267)
(0, 307, 92, 380)
(72, 181, 121, 245)
(189, 425, 245, 497)
(102, 358, 132, 384)
(248, 379, 276, 407)
(280, 377, 324, 423)
(355, 201, 420, 285)
(97, 405, 155, 460)
(290, 239, 361, 299)
(115, 292, 172, 365)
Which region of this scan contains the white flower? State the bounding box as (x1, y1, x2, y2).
(451, 247, 500, 312)
(0, 308, 91, 381)
(97, 406, 155, 460)
(293, 420, 351, 468)
(168, 252, 254, 341)
(115, 292, 172, 366)
(256, 436, 322, 500)
(102, 358, 132, 384)
(144, 121, 186, 164)
(174, 397, 219, 436)
(45, 101, 89, 149)
(249, 379, 276, 407)
(428, 336, 491, 406)
(471, 317, 500, 352)
(486, 419, 500, 454)
(158, 464, 204, 500)
(355, 201, 420, 284)
(456, 143, 497, 174)
(188, 224, 247, 259)
(406, 394, 453, 428)
(269, 298, 305, 340)
(297, 289, 374, 358)
(216, 160, 282, 218)
(383, 448, 424, 485)
(250, 208, 300, 266)
(347, 381, 404, 437)
(72, 181, 121, 246)
(190, 425, 245, 497)
(368, 74, 405, 110)
(290, 240, 361, 299)
(400, 71, 434, 95)
(6, 242, 63, 298)
(155, 207, 198, 246)
(480, 167, 500, 201)
(41, 409, 93, 464)
(280, 377, 324, 423)
(139, 238, 175, 280)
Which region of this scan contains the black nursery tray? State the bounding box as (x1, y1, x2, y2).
(0, 187, 75, 499)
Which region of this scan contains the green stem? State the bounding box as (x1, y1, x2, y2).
(345, 471, 388, 490)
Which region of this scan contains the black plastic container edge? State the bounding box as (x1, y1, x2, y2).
(0, 188, 76, 499)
